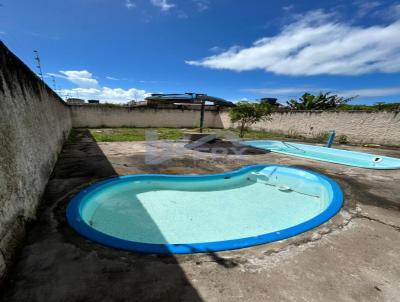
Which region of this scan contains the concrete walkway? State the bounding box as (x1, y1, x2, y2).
(2, 129, 400, 302)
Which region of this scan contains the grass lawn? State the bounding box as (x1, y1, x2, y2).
(78, 127, 290, 142)
(88, 128, 183, 142)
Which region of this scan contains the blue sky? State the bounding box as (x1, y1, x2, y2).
(1, 0, 400, 104)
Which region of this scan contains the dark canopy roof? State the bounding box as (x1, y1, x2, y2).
(145, 93, 235, 107)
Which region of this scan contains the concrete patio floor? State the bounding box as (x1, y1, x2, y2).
(1, 129, 400, 302)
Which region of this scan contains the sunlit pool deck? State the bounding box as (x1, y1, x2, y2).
(3, 130, 400, 302)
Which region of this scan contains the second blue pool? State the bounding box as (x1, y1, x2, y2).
(241, 140, 400, 169)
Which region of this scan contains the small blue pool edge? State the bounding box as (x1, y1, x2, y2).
(66, 164, 343, 254)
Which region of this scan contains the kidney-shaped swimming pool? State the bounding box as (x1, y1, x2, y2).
(67, 165, 343, 254)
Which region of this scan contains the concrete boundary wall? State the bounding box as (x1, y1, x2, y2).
(219, 110, 400, 146)
(70, 104, 225, 129)
(70, 105, 400, 146)
(0, 42, 72, 280)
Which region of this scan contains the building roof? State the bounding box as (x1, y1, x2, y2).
(145, 93, 235, 107)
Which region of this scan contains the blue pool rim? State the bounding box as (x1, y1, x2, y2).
(66, 164, 343, 254)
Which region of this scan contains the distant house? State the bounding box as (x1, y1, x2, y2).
(88, 99, 100, 104)
(144, 93, 235, 132)
(66, 98, 85, 104)
(144, 93, 235, 109)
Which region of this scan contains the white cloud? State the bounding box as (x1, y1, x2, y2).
(106, 76, 120, 80)
(339, 87, 400, 98)
(244, 86, 400, 98)
(50, 69, 149, 103)
(150, 0, 175, 11)
(386, 3, 400, 20)
(49, 70, 99, 88)
(60, 87, 150, 103)
(244, 87, 321, 95)
(125, 0, 136, 9)
(209, 46, 225, 53)
(354, 1, 382, 18)
(186, 10, 400, 76)
(192, 0, 209, 12)
(365, 2, 400, 21)
(282, 4, 294, 12)
(177, 10, 189, 19)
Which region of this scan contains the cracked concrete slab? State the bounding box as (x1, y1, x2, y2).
(1, 129, 400, 302)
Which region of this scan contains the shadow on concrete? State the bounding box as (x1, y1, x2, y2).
(206, 252, 239, 268)
(1, 129, 203, 302)
(177, 244, 240, 269)
(185, 139, 269, 155)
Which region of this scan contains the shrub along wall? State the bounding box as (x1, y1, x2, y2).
(0, 42, 72, 280)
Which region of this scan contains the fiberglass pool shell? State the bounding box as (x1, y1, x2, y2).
(67, 164, 343, 254)
(241, 140, 400, 169)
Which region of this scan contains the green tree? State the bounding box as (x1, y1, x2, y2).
(229, 100, 272, 138)
(337, 102, 400, 111)
(287, 92, 356, 110)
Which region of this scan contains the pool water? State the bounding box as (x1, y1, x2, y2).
(241, 140, 400, 169)
(67, 165, 342, 254)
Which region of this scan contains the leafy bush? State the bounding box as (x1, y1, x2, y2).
(229, 100, 272, 138)
(285, 129, 303, 139)
(312, 131, 330, 143)
(337, 102, 400, 111)
(337, 134, 348, 144)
